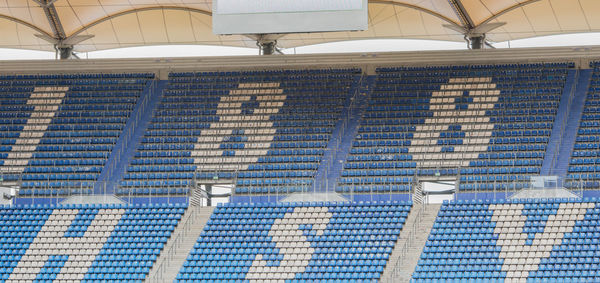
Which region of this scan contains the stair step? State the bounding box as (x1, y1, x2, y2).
(146, 206, 214, 283)
(543, 69, 592, 178)
(95, 80, 165, 193)
(380, 204, 441, 282)
(315, 74, 374, 192)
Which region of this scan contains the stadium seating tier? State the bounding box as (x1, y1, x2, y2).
(121, 69, 360, 196)
(338, 63, 571, 195)
(0, 202, 185, 282)
(0, 73, 154, 197)
(414, 198, 600, 282)
(176, 200, 410, 282)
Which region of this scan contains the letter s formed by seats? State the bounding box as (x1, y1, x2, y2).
(246, 206, 332, 281)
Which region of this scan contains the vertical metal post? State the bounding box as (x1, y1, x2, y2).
(494, 179, 496, 201)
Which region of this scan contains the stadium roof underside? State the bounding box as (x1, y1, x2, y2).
(1, 0, 599, 52)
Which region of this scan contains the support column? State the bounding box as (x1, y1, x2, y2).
(35, 34, 94, 60)
(468, 36, 484, 50)
(257, 40, 277, 55)
(57, 46, 74, 60)
(248, 34, 283, 55)
(442, 22, 505, 50)
(205, 184, 213, 206)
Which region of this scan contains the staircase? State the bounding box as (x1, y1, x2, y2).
(146, 205, 214, 283)
(548, 69, 593, 180)
(412, 181, 424, 204)
(190, 186, 204, 207)
(314, 75, 374, 191)
(541, 69, 577, 175)
(94, 80, 167, 194)
(381, 203, 441, 283)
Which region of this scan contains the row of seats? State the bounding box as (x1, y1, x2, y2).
(568, 63, 600, 188)
(338, 63, 568, 194)
(0, 203, 185, 281)
(414, 198, 599, 282)
(176, 201, 409, 282)
(0, 73, 152, 196)
(123, 69, 360, 196)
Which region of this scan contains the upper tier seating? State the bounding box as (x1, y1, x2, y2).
(0, 73, 153, 196)
(120, 69, 360, 196)
(0, 202, 185, 282)
(567, 62, 600, 189)
(413, 198, 600, 282)
(337, 63, 571, 194)
(175, 200, 410, 282)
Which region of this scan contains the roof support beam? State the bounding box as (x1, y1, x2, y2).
(447, 0, 475, 29)
(446, 0, 506, 49)
(35, 0, 66, 39)
(31, 0, 59, 8)
(35, 0, 68, 58)
(444, 22, 505, 49)
(33, 0, 95, 59)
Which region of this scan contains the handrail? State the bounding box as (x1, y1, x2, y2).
(389, 202, 425, 281)
(548, 69, 578, 176)
(108, 80, 156, 181)
(148, 205, 201, 282)
(563, 69, 594, 197)
(323, 74, 364, 193)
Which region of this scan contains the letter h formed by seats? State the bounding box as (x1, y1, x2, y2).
(7, 208, 125, 282)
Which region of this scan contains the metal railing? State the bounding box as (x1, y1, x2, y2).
(148, 205, 204, 282)
(456, 177, 533, 200)
(547, 69, 579, 173)
(562, 175, 587, 198)
(117, 181, 193, 204)
(10, 179, 192, 206)
(13, 182, 116, 205)
(313, 73, 365, 193)
(103, 80, 158, 182)
(389, 201, 426, 281)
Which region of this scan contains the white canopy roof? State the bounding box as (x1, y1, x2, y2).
(1, 0, 599, 52)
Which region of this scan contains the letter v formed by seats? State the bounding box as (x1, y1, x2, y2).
(490, 202, 595, 281)
(7, 208, 125, 282)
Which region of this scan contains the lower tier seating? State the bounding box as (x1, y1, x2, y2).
(0, 203, 185, 282)
(176, 201, 410, 282)
(414, 198, 600, 282)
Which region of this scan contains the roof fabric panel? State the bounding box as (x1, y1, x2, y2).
(0, 0, 596, 51)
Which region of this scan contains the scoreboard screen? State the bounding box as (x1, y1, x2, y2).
(213, 0, 368, 35)
(216, 0, 363, 14)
